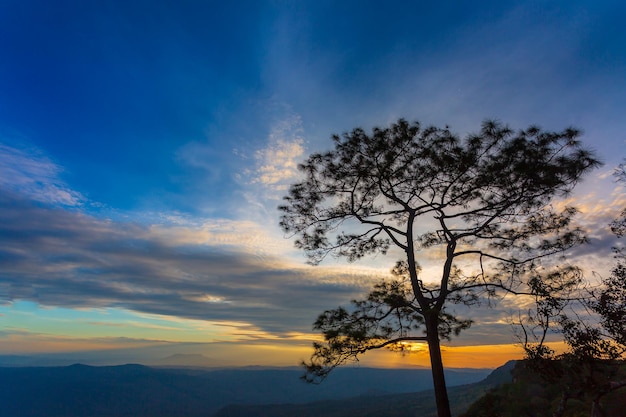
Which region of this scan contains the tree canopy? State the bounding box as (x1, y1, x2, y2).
(280, 119, 601, 417)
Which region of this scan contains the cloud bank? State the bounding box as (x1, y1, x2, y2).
(0, 142, 381, 337)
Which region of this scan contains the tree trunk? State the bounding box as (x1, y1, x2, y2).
(590, 381, 626, 417)
(552, 390, 569, 417)
(591, 397, 605, 417)
(426, 312, 452, 417)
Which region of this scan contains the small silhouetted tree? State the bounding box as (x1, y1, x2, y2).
(279, 119, 600, 417)
(520, 161, 626, 417)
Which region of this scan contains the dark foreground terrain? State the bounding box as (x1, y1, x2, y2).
(0, 363, 498, 417)
(462, 360, 626, 417)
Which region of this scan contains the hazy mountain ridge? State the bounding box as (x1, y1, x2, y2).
(0, 363, 493, 417)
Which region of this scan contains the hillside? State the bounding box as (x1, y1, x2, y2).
(461, 360, 626, 417)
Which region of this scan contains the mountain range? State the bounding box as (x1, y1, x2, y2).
(0, 362, 509, 417)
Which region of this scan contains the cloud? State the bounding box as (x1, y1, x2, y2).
(225, 109, 310, 229)
(241, 113, 305, 194)
(0, 141, 395, 343)
(0, 181, 381, 336)
(146, 218, 293, 260)
(0, 142, 84, 206)
(545, 177, 626, 278)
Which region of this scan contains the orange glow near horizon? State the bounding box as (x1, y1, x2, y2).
(355, 342, 570, 369)
(355, 344, 522, 369)
(440, 344, 525, 368)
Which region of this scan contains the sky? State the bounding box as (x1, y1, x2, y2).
(0, 0, 625, 369)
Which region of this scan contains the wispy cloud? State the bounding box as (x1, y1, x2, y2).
(146, 218, 292, 259)
(228, 110, 309, 231)
(0, 142, 84, 206)
(250, 114, 305, 191)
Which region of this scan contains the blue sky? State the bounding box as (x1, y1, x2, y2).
(0, 0, 625, 367)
